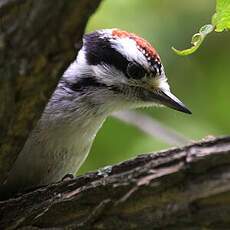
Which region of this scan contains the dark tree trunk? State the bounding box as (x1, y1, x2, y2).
(0, 136, 230, 229)
(0, 0, 101, 183)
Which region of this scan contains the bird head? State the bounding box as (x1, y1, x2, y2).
(65, 29, 191, 115)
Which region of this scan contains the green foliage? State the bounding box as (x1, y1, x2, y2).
(212, 0, 230, 31)
(173, 0, 230, 56)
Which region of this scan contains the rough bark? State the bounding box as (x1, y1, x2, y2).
(0, 0, 101, 183)
(0, 136, 230, 229)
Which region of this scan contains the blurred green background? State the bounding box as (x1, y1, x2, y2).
(79, 0, 230, 174)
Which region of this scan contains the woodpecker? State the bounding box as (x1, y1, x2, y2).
(0, 29, 191, 199)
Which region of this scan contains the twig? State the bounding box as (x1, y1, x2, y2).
(112, 110, 190, 146)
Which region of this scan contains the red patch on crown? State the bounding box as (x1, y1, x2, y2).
(112, 29, 160, 61)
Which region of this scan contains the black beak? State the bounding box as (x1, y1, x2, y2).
(156, 90, 192, 114)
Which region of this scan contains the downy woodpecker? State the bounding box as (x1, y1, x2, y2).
(1, 29, 191, 199)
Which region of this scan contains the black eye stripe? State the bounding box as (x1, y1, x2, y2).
(84, 32, 129, 75)
(63, 77, 107, 92)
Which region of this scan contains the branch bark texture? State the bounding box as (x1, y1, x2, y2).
(0, 0, 101, 183)
(0, 136, 230, 229)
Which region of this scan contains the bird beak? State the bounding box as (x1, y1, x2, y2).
(156, 90, 192, 114)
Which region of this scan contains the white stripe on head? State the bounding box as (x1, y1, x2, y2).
(110, 37, 149, 69)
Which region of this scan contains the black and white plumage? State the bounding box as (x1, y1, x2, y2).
(0, 29, 191, 199)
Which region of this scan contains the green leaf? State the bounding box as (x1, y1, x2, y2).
(172, 24, 214, 56)
(212, 0, 230, 32)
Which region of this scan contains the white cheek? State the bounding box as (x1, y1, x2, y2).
(91, 64, 127, 85)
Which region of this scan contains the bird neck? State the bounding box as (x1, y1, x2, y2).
(33, 83, 107, 175)
(40, 92, 107, 149)
(37, 61, 111, 157)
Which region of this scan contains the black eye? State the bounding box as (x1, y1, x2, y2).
(126, 62, 146, 79)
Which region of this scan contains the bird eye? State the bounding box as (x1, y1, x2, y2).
(126, 62, 146, 79)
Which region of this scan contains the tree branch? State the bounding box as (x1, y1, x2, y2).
(0, 136, 230, 229)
